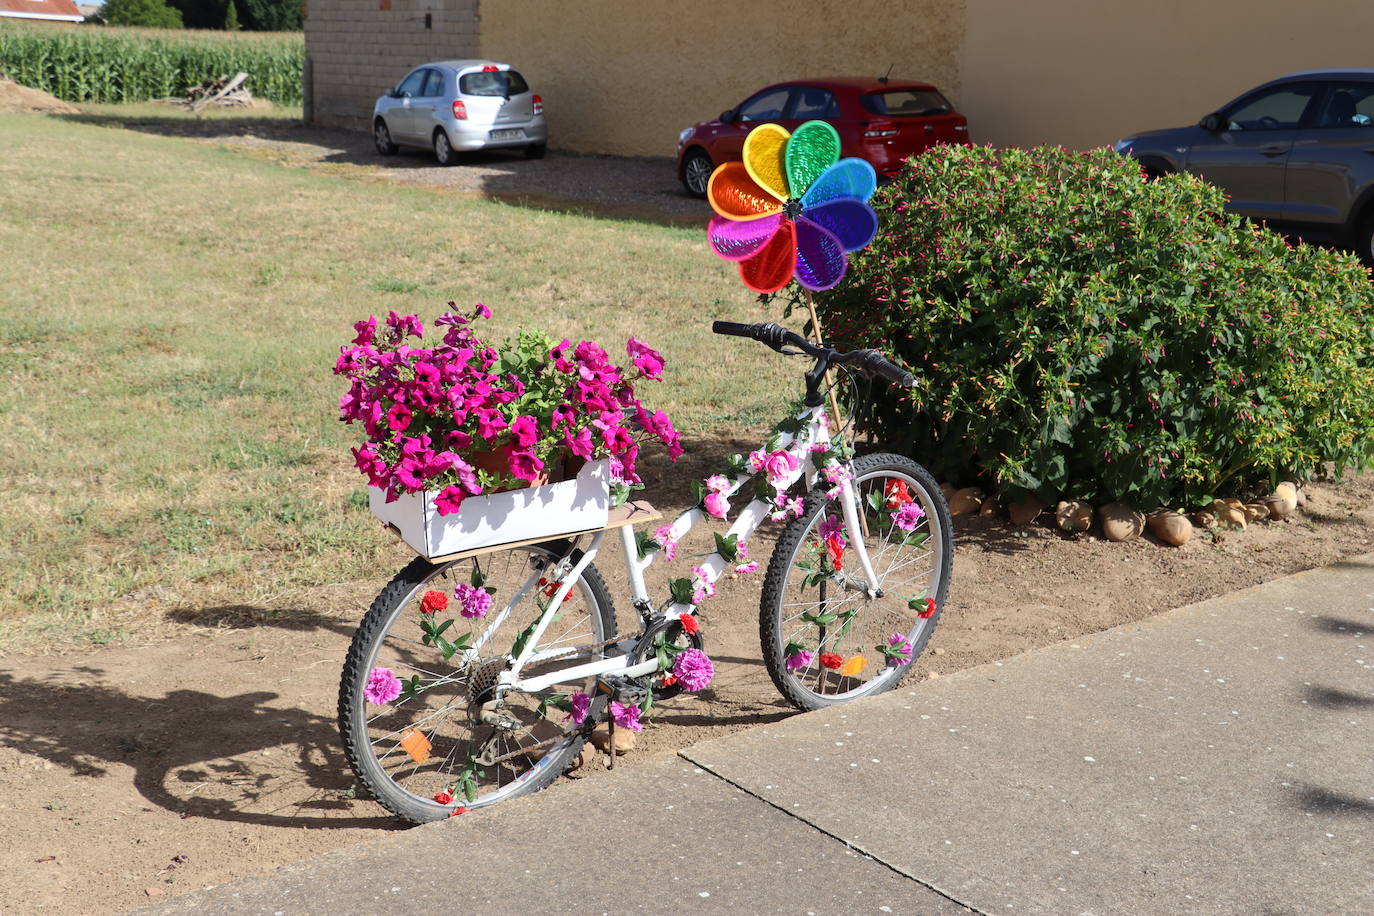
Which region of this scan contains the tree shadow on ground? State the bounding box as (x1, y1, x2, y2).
(0, 670, 396, 830)
(164, 604, 359, 638)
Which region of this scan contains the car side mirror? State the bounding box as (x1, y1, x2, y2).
(720, 109, 737, 123)
(1199, 112, 1222, 132)
(386, 89, 401, 99)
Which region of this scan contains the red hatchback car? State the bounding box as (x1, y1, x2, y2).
(676, 77, 971, 197)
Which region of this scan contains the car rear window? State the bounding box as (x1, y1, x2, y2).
(861, 90, 952, 117)
(460, 70, 530, 97)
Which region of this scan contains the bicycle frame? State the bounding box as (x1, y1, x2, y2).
(491, 402, 882, 697)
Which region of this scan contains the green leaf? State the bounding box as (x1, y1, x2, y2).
(668, 577, 695, 606)
(634, 530, 662, 561)
(712, 532, 740, 564)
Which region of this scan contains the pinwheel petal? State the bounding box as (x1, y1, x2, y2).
(784, 120, 841, 198)
(708, 212, 783, 262)
(739, 219, 797, 294)
(742, 123, 791, 203)
(793, 217, 847, 291)
(708, 161, 784, 221)
(801, 198, 878, 253)
(800, 158, 878, 209)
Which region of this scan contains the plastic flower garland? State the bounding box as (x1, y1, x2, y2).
(706, 120, 878, 293)
(336, 305, 683, 515)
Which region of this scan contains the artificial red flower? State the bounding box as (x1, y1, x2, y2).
(420, 590, 449, 615)
(661, 674, 677, 687)
(826, 536, 845, 571)
(448, 805, 468, 818)
(919, 598, 937, 619)
(884, 479, 913, 508)
(819, 652, 843, 670)
(680, 614, 699, 636)
(433, 789, 453, 804)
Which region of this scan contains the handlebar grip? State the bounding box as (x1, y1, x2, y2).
(854, 349, 916, 388)
(711, 320, 757, 338)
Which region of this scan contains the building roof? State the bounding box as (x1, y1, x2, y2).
(0, 0, 85, 22)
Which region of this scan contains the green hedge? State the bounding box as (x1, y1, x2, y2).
(801, 144, 1374, 509)
(0, 22, 302, 103)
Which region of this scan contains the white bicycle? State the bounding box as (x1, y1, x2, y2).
(338, 320, 953, 823)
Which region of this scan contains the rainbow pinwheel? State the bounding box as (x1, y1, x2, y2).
(707, 120, 878, 294)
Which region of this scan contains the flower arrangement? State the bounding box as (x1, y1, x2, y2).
(336, 305, 683, 515)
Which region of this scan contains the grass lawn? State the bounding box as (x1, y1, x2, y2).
(0, 110, 799, 645)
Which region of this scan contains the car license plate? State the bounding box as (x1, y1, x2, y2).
(490, 129, 524, 140)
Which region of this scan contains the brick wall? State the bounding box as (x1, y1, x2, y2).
(304, 0, 479, 132)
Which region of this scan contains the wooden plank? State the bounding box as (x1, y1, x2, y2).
(388, 500, 663, 565)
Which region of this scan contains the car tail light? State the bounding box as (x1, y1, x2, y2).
(863, 120, 898, 139)
(532, 94, 543, 115)
(482, 65, 499, 72)
(954, 119, 968, 131)
(452, 100, 467, 120)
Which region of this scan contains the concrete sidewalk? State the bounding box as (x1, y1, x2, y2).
(134, 557, 1374, 915)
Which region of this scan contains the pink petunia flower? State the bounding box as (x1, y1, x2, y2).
(363, 667, 402, 705)
(509, 415, 539, 448)
(671, 648, 715, 691)
(626, 338, 665, 380)
(610, 700, 643, 732)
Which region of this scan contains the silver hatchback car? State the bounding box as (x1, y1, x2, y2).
(373, 60, 548, 165)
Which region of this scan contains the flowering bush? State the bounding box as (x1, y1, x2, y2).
(336, 305, 683, 515)
(790, 144, 1374, 507)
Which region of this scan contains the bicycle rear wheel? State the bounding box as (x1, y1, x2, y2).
(339, 540, 616, 823)
(759, 453, 952, 711)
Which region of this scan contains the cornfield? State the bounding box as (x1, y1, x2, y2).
(0, 22, 303, 104)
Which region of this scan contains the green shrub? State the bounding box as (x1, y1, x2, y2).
(0, 21, 302, 103)
(800, 144, 1374, 509)
(101, 0, 183, 30)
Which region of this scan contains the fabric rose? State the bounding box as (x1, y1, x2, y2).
(363, 667, 402, 705)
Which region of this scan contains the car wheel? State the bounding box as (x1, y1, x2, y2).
(374, 118, 397, 156)
(1357, 212, 1374, 269)
(682, 149, 713, 198)
(1137, 157, 1173, 182)
(433, 129, 458, 166)
(524, 142, 547, 160)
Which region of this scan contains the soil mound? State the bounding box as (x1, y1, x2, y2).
(0, 77, 79, 114)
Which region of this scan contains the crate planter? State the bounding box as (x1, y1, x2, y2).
(369, 458, 612, 560)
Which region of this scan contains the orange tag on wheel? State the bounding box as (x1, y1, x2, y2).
(399, 728, 431, 764)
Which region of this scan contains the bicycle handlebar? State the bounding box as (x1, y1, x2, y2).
(711, 320, 914, 389)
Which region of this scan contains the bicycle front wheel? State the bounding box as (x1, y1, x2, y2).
(339, 540, 617, 823)
(759, 453, 952, 711)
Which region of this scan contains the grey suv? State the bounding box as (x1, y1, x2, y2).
(1114, 69, 1374, 265)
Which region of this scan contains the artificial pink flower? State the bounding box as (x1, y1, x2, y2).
(563, 691, 591, 726)
(785, 650, 814, 671)
(610, 700, 643, 732)
(671, 648, 715, 691)
(886, 632, 914, 665)
(363, 667, 402, 705)
(654, 525, 678, 561)
(703, 491, 730, 519)
(762, 449, 800, 486)
(455, 582, 493, 619)
(893, 502, 925, 531)
(704, 474, 729, 493)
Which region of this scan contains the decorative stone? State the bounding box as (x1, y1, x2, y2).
(1212, 500, 1247, 530)
(1243, 502, 1269, 523)
(939, 482, 955, 500)
(1147, 511, 1193, 546)
(1008, 496, 1046, 526)
(1099, 502, 1145, 542)
(1190, 510, 1216, 530)
(1056, 499, 1094, 533)
(566, 741, 599, 775)
(591, 725, 636, 755)
(948, 487, 984, 516)
(978, 495, 1003, 518)
(1264, 495, 1296, 521)
(1269, 482, 1299, 518)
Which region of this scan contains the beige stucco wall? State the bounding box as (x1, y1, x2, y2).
(479, 0, 965, 158)
(962, 0, 1374, 150)
(304, 0, 479, 131)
